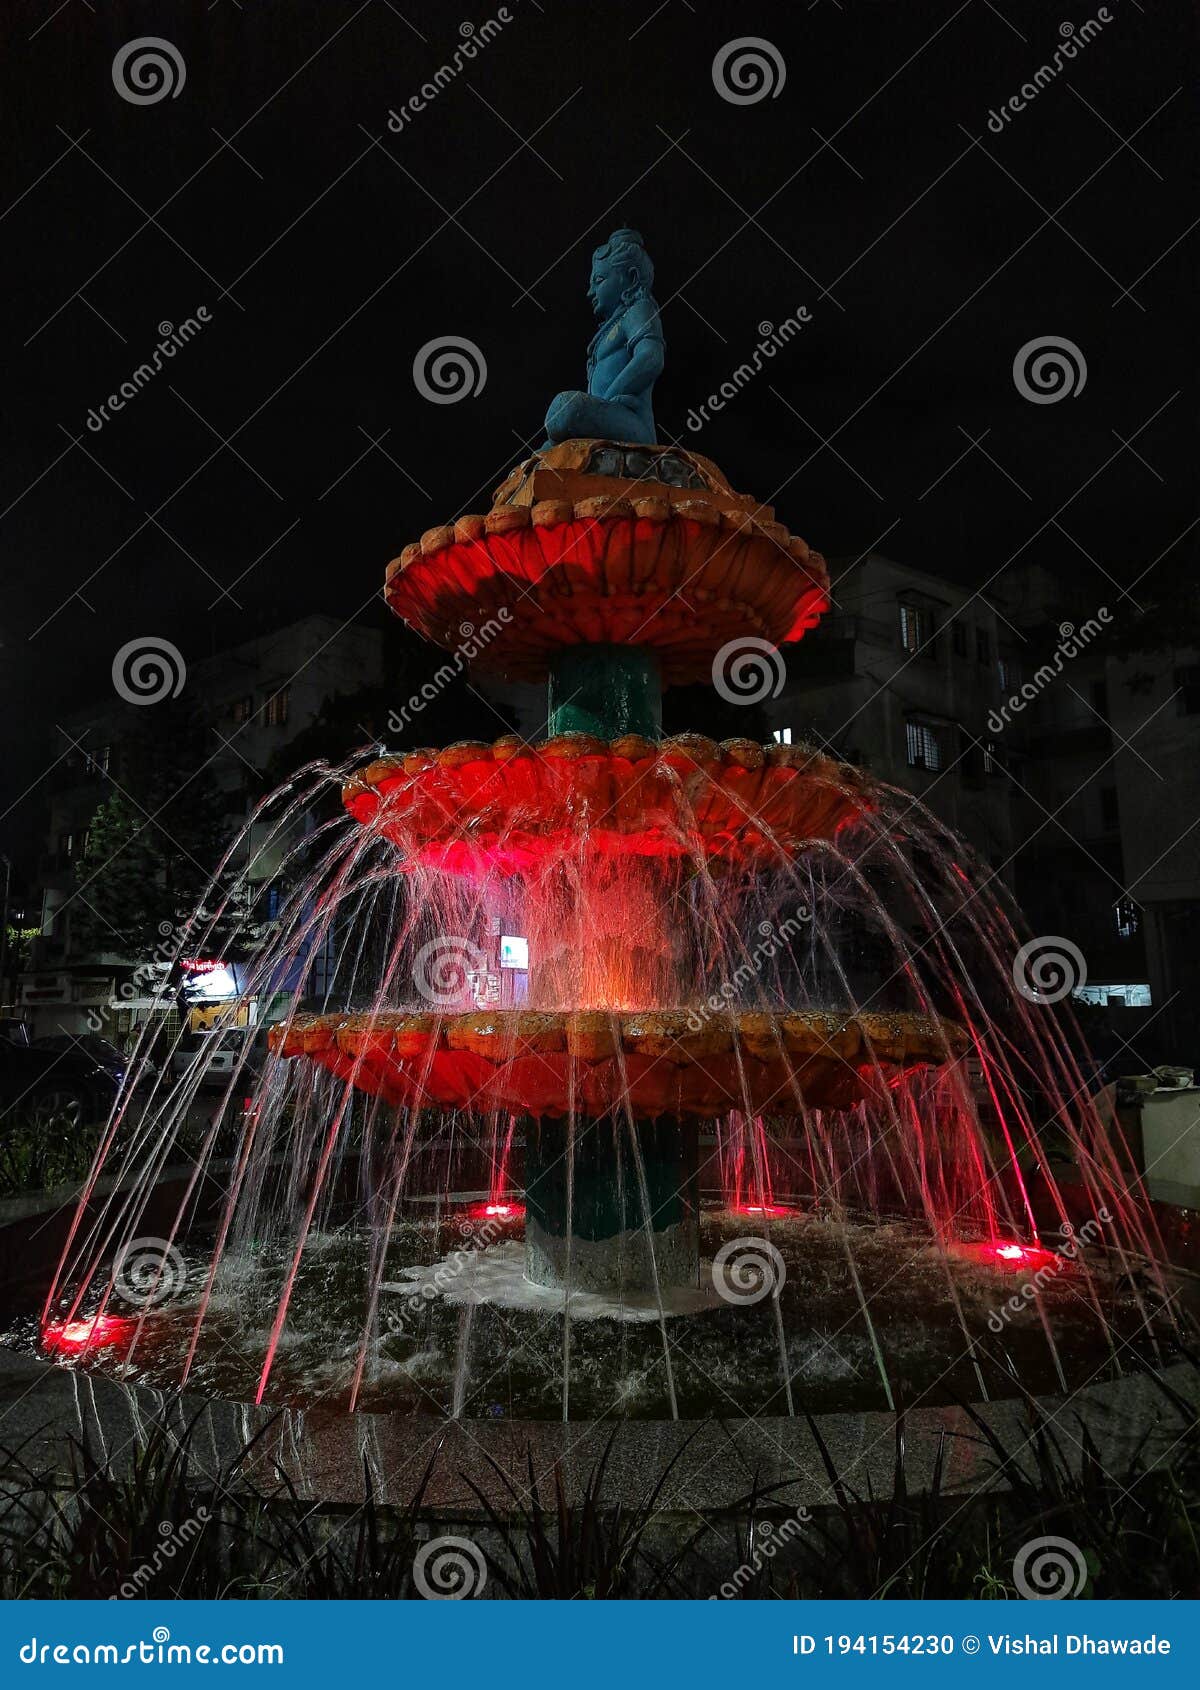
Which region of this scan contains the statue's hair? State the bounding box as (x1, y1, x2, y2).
(595, 227, 654, 294)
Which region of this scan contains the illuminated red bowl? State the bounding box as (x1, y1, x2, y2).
(383, 442, 829, 684)
(269, 1008, 967, 1120)
(343, 734, 872, 870)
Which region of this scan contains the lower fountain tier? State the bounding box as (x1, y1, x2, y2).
(270, 1007, 967, 1118)
(343, 733, 870, 870)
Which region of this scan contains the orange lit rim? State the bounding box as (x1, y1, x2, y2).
(269, 1007, 967, 1120)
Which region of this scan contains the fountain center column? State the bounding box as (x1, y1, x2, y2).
(524, 1114, 701, 1295)
(547, 643, 662, 739)
(526, 641, 703, 1297)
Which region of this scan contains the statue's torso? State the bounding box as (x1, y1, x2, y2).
(588, 312, 636, 395)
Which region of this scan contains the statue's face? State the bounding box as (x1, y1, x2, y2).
(587, 253, 628, 320)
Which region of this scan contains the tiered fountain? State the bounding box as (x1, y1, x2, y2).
(21, 231, 1183, 1451)
(288, 228, 966, 1308)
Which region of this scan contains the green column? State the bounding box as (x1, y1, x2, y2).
(528, 642, 702, 1297)
(547, 644, 662, 739)
(524, 1114, 700, 1294)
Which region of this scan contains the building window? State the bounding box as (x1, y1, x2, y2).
(952, 622, 967, 659)
(899, 602, 935, 656)
(231, 695, 254, 724)
(1091, 679, 1109, 719)
(905, 720, 943, 772)
(1114, 897, 1140, 939)
(983, 741, 1002, 775)
(265, 687, 289, 727)
(83, 744, 111, 777)
(998, 657, 1018, 692)
(1174, 665, 1200, 716)
(975, 627, 990, 664)
(1074, 982, 1152, 1009)
(773, 727, 793, 745)
(58, 831, 74, 859)
(1100, 785, 1119, 832)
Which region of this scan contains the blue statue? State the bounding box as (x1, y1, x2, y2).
(542, 228, 664, 448)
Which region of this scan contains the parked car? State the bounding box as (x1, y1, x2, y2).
(0, 1025, 133, 1127)
(33, 1033, 156, 1087)
(172, 1025, 270, 1089)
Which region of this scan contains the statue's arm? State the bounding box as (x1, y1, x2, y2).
(602, 299, 665, 401)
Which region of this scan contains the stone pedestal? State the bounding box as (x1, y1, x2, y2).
(524, 1114, 700, 1295)
(546, 643, 662, 739)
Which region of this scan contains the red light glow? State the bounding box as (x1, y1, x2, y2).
(467, 1201, 525, 1222)
(736, 1203, 796, 1219)
(957, 1240, 1059, 1272)
(42, 1314, 132, 1354)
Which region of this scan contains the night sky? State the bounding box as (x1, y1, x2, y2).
(1, 0, 1193, 862)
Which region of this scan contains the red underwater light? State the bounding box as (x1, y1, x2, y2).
(42, 1314, 132, 1354)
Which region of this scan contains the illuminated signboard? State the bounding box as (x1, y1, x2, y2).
(180, 959, 242, 1002)
(499, 935, 528, 970)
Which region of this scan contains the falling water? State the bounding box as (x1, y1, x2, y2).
(25, 736, 1181, 1425)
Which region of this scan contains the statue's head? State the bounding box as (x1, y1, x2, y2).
(588, 228, 654, 320)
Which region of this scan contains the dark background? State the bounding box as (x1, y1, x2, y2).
(1, 0, 1193, 858)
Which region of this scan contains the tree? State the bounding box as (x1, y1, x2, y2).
(70, 705, 242, 963)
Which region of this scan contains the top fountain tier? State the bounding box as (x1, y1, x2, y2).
(384, 439, 829, 685)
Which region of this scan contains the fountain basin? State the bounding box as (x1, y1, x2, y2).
(4, 1175, 1195, 1510)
